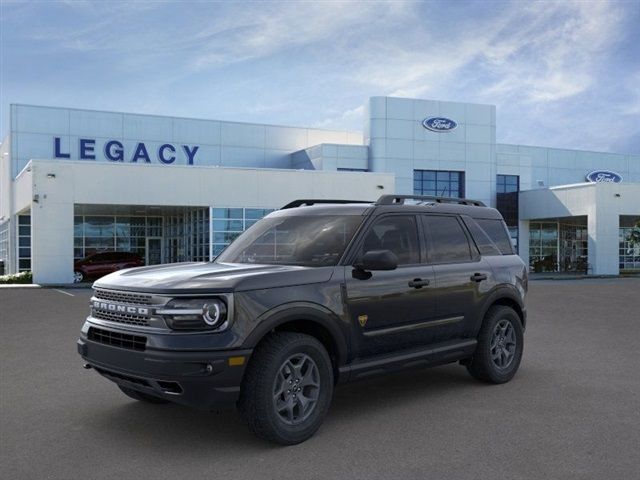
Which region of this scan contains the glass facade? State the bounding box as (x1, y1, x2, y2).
(619, 217, 640, 271)
(496, 175, 519, 252)
(529, 222, 558, 272)
(559, 223, 588, 272)
(74, 215, 163, 262)
(18, 215, 31, 272)
(211, 208, 275, 256)
(164, 208, 210, 263)
(413, 170, 465, 198)
(0, 219, 9, 274)
(529, 220, 588, 273)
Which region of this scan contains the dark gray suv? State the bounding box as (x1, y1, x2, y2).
(77, 195, 527, 444)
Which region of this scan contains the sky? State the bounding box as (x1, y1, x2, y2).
(1, 0, 639, 153)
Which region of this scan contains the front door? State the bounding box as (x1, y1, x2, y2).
(344, 215, 437, 357)
(146, 237, 163, 265)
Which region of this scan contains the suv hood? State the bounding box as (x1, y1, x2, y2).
(93, 262, 335, 294)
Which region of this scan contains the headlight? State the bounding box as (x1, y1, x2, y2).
(157, 298, 228, 331)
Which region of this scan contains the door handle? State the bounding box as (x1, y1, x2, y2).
(470, 273, 488, 282)
(408, 278, 430, 289)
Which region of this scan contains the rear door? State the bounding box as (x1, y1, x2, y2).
(422, 215, 494, 340)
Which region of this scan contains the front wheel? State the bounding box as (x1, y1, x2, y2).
(238, 332, 334, 445)
(73, 271, 84, 283)
(467, 305, 524, 384)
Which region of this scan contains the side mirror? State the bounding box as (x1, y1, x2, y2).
(355, 249, 398, 271)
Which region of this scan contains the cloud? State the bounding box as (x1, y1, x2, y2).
(478, 1, 624, 103)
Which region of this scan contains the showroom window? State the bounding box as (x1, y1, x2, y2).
(74, 215, 163, 262)
(496, 174, 519, 252)
(211, 208, 275, 256)
(619, 217, 640, 272)
(18, 215, 31, 272)
(0, 219, 9, 274)
(413, 170, 465, 198)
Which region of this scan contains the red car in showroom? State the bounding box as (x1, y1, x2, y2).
(74, 252, 144, 283)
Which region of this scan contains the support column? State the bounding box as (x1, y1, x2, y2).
(518, 219, 529, 267)
(209, 206, 214, 261)
(588, 208, 620, 275)
(31, 200, 74, 284)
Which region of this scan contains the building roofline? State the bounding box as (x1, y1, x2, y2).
(9, 103, 362, 137)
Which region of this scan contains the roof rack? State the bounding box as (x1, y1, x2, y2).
(281, 199, 373, 209)
(375, 194, 486, 207)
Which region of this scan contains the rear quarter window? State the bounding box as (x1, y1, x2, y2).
(475, 218, 514, 255)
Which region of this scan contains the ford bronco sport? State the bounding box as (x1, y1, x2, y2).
(77, 195, 527, 444)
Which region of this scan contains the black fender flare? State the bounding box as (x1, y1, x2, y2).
(241, 302, 350, 366)
(474, 285, 526, 337)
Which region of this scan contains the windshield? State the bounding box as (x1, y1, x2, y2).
(216, 214, 364, 267)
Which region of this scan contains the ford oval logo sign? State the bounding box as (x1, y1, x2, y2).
(585, 170, 623, 183)
(422, 117, 457, 132)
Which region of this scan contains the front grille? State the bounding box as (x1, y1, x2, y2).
(92, 309, 150, 327)
(94, 288, 153, 305)
(88, 327, 146, 351)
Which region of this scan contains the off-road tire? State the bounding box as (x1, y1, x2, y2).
(118, 385, 169, 404)
(238, 332, 334, 445)
(467, 305, 523, 384)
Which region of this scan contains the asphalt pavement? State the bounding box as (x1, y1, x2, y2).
(1, 278, 639, 480)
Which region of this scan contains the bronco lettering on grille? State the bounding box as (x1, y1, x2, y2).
(92, 301, 149, 316)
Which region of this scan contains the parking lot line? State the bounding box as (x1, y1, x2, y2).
(53, 289, 75, 297)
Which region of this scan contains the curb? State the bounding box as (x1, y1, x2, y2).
(0, 284, 42, 289)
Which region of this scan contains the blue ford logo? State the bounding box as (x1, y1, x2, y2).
(422, 117, 457, 132)
(585, 170, 623, 183)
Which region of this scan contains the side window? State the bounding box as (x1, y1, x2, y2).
(360, 216, 420, 265)
(476, 219, 514, 255)
(462, 217, 502, 256)
(423, 215, 472, 263)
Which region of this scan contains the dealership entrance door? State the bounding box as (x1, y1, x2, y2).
(528, 217, 588, 273)
(146, 237, 163, 265)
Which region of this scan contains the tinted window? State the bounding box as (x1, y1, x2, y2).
(360, 216, 420, 265)
(462, 217, 501, 256)
(423, 216, 472, 263)
(476, 219, 514, 255)
(216, 215, 363, 267)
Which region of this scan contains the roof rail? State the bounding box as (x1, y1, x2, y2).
(375, 194, 486, 207)
(281, 199, 373, 209)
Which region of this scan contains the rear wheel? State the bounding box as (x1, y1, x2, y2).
(238, 332, 334, 445)
(467, 305, 523, 384)
(73, 271, 84, 283)
(118, 385, 169, 404)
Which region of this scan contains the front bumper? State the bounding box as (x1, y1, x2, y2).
(77, 333, 252, 410)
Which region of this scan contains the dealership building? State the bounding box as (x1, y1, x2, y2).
(1, 97, 639, 284)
